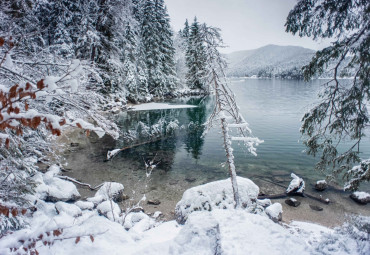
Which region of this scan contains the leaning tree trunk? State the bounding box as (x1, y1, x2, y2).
(220, 116, 240, 208)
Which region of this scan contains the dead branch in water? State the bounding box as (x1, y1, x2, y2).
(56, 175, 104, 190)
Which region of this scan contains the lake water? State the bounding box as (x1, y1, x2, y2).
(62, 78, 370, 225)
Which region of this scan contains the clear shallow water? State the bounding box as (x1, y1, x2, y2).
(63, 79, 370, 225)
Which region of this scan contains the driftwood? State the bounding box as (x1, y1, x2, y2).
(106, 136, 166, 161)
(56, 175, 104, 191)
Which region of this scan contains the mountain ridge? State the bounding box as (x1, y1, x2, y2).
(226, 44, 315, 79)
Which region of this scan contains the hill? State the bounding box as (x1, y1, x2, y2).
(226, 45, 315, 79)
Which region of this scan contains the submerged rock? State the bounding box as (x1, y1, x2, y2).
(147, 199, 161, 205)
(175, 177, 259, 224)
(185, 177, 196, 183)
(285, 198, 301, 207)
(314, 180, 328, 191)
(350, 191, 370, 205)
(265, 203, 283, 222)
(309, 204, 323, 211)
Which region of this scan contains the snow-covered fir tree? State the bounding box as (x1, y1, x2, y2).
(185, 17, 207, 91)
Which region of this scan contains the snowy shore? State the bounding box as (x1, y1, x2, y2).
(0, 165, 369, 254)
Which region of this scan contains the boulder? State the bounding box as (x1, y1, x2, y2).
(175, 177, 259, 224)
(350, 192, 370, 205)
(265, 203, 283, 222)
(55, 202, 82, 217)
(285, 198, 301, 207)
(314, 180, 328, 191)
(286, 173, 305, 195)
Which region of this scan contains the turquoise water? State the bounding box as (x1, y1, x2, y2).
(64, 78, 370, 222)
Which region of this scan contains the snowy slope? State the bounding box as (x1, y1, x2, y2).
(226, 44, 315, 78)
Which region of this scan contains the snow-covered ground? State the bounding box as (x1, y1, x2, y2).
(0, 166, 369, 255)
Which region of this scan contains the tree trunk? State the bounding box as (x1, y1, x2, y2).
(220, 116, 240, 208)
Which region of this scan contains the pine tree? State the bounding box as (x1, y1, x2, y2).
(185, 17, 207, 91)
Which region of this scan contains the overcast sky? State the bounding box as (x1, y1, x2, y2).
(166, 0, 331, 53)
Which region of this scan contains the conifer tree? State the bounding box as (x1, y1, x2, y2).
(185, 17, 207, 91)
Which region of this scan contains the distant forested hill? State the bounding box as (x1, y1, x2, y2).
(226, 45, 315, 79)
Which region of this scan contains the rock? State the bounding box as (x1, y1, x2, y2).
(74, 201, 94, 210)
(265, 203, 283, 222)
(185, 177, 196, 183)
(55, 202, 82, 217)
(130, 206, 145, 213)
(121, 194, 130, 200)
(95, 182, 124, 202)
(286, 173, 305, 195)
(147, 199, 161, 205)
(97, 200, 121, 221)
(314, 180, 328, 191)
(350, 191, 370, 205)
(70, 143, 79, 147)
(285, 198, 301, 207)
(175, 177, 259, 224)
(309, 204, 323, 211)
(169, 180, 179, 185)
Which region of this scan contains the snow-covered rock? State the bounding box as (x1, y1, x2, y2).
(257, 198, 272, 208)
(350, 191, 370, 205)
(265, 203, 283, 222)
(87, 195, 106, 206)
(123, 212, 155, 233)
(55, 202, 82, 217)
(315, 180, 328, 191)
(97, 200, 121, 221)
(175, 177, 259, 224)
(75, 200, 95, 210)
(286, 173, 305, 195)
(35, 165, 80, 202)
(95, 182, 124, 202)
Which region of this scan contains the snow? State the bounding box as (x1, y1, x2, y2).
(55, 202, 82, 217)
(95, 182, 124, 201)
(130, 102, 197, 111)
(352, 191, 370, 200)
(35, 165, 81, 202)
(107, 149, 121, 160)
(265, 203, 283, 222)
(1, 176, 369, 255)
(75, 201, 95, 210)
(286, 173, 305, 194)
(97, 200, 121, 222)
(317, 180, 327, 185)
(175, 177, 259, 224)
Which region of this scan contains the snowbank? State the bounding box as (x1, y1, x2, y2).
(175, 177, 259, 224)
(94, 182, 124, 202)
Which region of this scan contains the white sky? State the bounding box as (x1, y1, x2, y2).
(166, 0, 331, 53)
